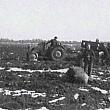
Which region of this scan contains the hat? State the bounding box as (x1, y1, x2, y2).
(54, 36, 57, 39)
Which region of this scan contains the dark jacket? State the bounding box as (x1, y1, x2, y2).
(46, 39, 58, 47)
(82, 49, 95, 63)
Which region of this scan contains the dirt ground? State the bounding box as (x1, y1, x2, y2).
(0, 43, 110, 110)
(0, 60, 110, 110)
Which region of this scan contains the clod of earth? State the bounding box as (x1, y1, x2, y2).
(65, 66, 89, 84)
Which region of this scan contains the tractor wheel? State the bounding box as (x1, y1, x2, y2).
(51, 46, 65, 61)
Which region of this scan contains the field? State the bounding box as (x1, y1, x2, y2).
(0, 43, 110, 110)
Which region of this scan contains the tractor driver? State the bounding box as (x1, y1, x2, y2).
(46, 36, 58, 47)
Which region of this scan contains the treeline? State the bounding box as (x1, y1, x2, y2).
(0, 38, 44, 43)
(0, 38, 80, 44)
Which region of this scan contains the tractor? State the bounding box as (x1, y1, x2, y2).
(27, 41, 66, 61)
(81, 40, 110, 65)
(26, 40, 82, 65)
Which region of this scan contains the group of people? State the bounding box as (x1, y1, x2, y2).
(27, 36, 102, 77)
(47, 36, 96, 77)
(47, 37, 99, 77)
(81, 38, 101, 77)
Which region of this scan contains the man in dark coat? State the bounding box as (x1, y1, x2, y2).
(95, 38, 100, 64)
(46, 36, 58, 47)
(82, 44, 95, 76)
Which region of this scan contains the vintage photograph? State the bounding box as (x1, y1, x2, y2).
(0, 0, 110, 110)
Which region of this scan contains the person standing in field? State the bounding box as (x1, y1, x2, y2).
(95, 38, 100, 64)
(26, 45, 30, 61)
(82, 43, 95, 76)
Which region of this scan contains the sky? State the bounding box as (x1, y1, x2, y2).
(0, 0, 110, 41)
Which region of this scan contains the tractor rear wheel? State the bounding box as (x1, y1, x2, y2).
(51, 46, 65, 61)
